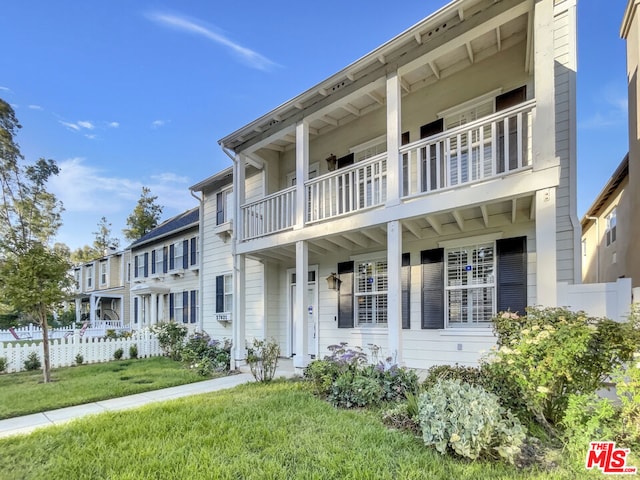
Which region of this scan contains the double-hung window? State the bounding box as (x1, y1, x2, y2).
(606, 208, 617, 246)
(86, 264, 94, 289)
(216, 274, 233, 313)
(99, 260, 108, 286)
(216, 189, 233, 225)
(355, 259, 388, 326)
(445, 243, 495, 327)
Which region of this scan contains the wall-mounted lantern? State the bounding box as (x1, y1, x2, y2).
(326, 272, 341, 291)
(326, 154, 337, 171)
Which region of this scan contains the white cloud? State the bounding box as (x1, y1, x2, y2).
(84, 134, 97, 140)
(146, 12, 278, 72)
(60, 121, 81, 131)
(579, 83, 628, 130)
(108, 121, 120, 128)
(151, 119, 167, 129)
(77, 120, 95, 130)
(151, 172, 189, 184)
(28, 104, 43, 110)
(0, 86, 12, 93)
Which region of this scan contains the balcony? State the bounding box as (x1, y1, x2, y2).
(239, 101, 534, 242)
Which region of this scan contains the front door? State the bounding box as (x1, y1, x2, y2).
(289, 268, 318, 359)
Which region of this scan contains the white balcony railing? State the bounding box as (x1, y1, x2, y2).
(400, 100, 534, 198)
(241, 186, 296, 240)
(305, 153, 387, 223)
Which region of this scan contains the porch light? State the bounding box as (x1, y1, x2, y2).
(326, 272, 341, 291)
(326, 154, 337, 171)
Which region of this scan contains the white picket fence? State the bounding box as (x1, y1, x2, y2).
(0, 323, 130, 342)
(0, 330, 162, 373)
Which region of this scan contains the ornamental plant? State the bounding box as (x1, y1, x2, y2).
(181, 332, 231, 375)
(485, 307, 640, 431)
(418, 378, 525, 464)
(152, 322, 188, 360)
(246, 337, 280, 382)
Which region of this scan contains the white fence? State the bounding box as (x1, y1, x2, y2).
(557, 278, 633, 322)
(0, 323, 130, 342)
(0, 330, 162, 373)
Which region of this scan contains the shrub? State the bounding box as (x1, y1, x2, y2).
(361, 362, 419, 403)
(129, 344, 138, 359)
(382, 402, 420, 434)
(24, 351, 41, 371)
(303, 359, 341, 396)
(325, 343, 368, 372)
(0, 357, 7, 373)
(329, 372, 384, 408)
(484, 307, 640, 430)
(181, 332, 231, 375)
(418, 379, 525, 464)
(113, 348, 124, 360)
(616, 352, 640, 447)
(246, 338, 280, 382)
(75, 353, 84, 366)
(422, 363, 483, 391)
(152, 322, 188, 360)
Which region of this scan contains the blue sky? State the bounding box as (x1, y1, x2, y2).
(0, 1, 629, 251)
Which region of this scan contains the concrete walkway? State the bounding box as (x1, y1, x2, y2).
(0, 360, 297, 439)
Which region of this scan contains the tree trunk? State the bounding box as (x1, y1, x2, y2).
(40, 306, 51, 383)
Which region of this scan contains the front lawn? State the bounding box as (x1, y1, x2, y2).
(0, 357, 213, 419)
(0, 381, 581, 479)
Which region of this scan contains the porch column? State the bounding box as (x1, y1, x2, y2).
(294, 240, 309, 369)
(387, 220, 403, 363)
(386, 71, 402, 206)
(89, 294, 99, 324)
(294, 121, 309, 230)
(150, 293, 157, 325)
(235, 155, 246, 243)
(74, 299, 82, 324)
(536, 188, 557, 306)
(232, 253, 246, 369)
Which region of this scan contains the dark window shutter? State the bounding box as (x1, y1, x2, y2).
(337, 261, 354, 328)
(496, 86, 527, 111)
(190, 290, 197, 323)
(216, 276, 224, 313)
(169, 244, 175, 270)
(496, 237, 527, 315)
(420, 118, 444, 139)
(163, 246, 168, 273)
(216, 192, 225, 225)
(190, 237, 197, 265)
(143, 252, 149, 278)
(182, 291, 189, 324)
(134, 297, 139, 324)
(183, 240, 189, 269)
(169, 293, 174, 321)
(151, 250, 156, 274)
(337, 153, 354, 169)
(421, 248, 444, 329)
(402, 253, 411, 329)
(134, 256, 139, 278)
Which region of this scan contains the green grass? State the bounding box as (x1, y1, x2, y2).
(0, 357, 213, 419)
(0, 381, 583, 479)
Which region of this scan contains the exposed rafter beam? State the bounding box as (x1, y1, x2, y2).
(346, 72, 355, 81)
(377, 55, 386, 64)
(480, 205, 489, 228)
(400, 77, 411, 93)
(342, 103, 360, 116)
(428, 61, 440, 79)
(529, 196, 536, 220)
(525, 10, 533, 73)
(465, 42, 474, 63)
(361, 228, 386, 245)
(294, 102, 304, 110)
(414, 31, 423, 45)
(404, 220, 423, 239)
(253, 126, 263, 133)
(307, 242, 329, 256)
(313, 239, 339, 253)
(343, 232, 370, 248)
(512, 198, 518, 224)
(246, 153, 265, 168)
(496, 26, 502, 51)
(458, 7, 464, 21)
(283, 133, 296, 143)
(263, 144, 284, 153)
(322, 115, 338, 126)
(425, 215, 443, 235)
(325, 236, 356, 250)
(367, 91, 384, 105)
(318, 88, 328, 96)
(452, 210, 465, 231)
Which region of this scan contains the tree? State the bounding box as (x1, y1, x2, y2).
(93, 216, 119, 254)
(123, 187, 163, 241)
(0, 98, 71, 383)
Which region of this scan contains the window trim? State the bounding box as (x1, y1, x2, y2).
(605, 207, 617, 247)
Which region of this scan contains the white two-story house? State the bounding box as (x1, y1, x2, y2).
(217, 0, 579, 369)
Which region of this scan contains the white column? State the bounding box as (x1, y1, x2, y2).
(294, 240, 309, 369)
(232, 253, 246, 369)
(234, 155, 246, 242)
(535, 188, 557, 306)
(387, 220, 402, 363)
(89, 294, 97, 324)
(75, 299, 82, 324)
(386, 71, 402, 205)
(294, 121, 309, 229)
(150, 293, 157, 325)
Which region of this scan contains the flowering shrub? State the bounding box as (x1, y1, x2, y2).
(181, 332, 231, 375)
(485, 307, 640, 430)
(361, 361, 419, 403)
(152, 322, 188, 360)
(329, 373, 384, 408)
(246, 338, 280, 382)
(418, 379, 525, 464)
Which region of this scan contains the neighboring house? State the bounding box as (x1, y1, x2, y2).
(216, 0, 580, 369)
(128, 208, 201, 330)
(69, 249, 131, 328)
(190, 167, 240, 340)
(581, 155, 628, 284)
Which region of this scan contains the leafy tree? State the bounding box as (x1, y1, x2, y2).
(0, 98, 71, 383)
(93, 216, 119, 254)
(123, 187, 163, 241)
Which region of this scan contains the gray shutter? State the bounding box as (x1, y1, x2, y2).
(402, 253, 411, 329)
(190, 237, 197, 265)
(337, 261, 354, 328)
(169, 244, 175, 270)
(421, 248, 444, 329)
(216, 276, 224, 313)
(151, 250, 156, 274)
(496, 237, 527, 315)
(134, 297, 139, 324)
(143, 252, 149, 278)
(182, 291, 189, 324)
(169, 293, 174, 321)
(190, 290, 197, 323)
(163, 246, 168, 273)
(134, 256, 139, 278)
(182, 240, 189, 269)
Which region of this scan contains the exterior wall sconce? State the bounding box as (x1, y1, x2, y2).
(326, 154, 337, 171)
(326, 272, 341, 290)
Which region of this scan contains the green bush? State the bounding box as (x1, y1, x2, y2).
(617, 352, 640, 446)
(329, 372, 384, 408)
(303, 359, 341, 396)
(361, 363, 419, 403)
(0, 357, 7, 373)
(485, 307, 640, 430)
(24, 351, 41, 371)
(382, 401, 420, 434)
(152, 322, 188, 360)
(418, 379, 525, 464)
(129, 344, 138, 359)
(181, 332, 231, 375)
(113, 348, 124, 360)
(75, 353, 84, 366)
(246, 338, 280, 382)
(422, 363, 483, 391)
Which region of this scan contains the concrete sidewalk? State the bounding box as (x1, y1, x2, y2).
(0, 359, 298, 439)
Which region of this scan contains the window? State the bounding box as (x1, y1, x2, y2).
(174, 292, 184, 323)
(190, 237, 199, 266)
(74, 269, 81, 289)
(136, 254, 145, 278)
(355, 259, 388, 326)
(582, 239, 587, 257)
(127, 262, 131, 282)
(170, 241, 185, 271)
(445, 243, 495, 326)
(216, 189, 233, 225)
(216, 274, 233, 313)
(154, 248, 163, 275)
(606, 208, 617, 246)
(99, 260, 108, 286)
(86, 264, 94, 289)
